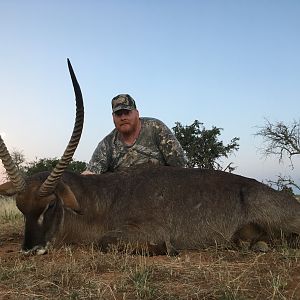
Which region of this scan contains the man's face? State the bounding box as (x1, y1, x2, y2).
(113, 109, 140, 134)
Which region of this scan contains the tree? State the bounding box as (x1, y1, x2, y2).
(265, 174, 300, 196)
(10, 149, 26, 171)
(256, 119, 300, 168)
(173, 120, 239, 171)
(24, 158, 87, 176)
(256, 119, 300, 193)
(4, 150, 87, 177)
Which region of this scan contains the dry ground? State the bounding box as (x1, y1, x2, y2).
(1, 198, 300, 299)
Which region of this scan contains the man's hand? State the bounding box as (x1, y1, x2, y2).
(81, 170, 95, 175)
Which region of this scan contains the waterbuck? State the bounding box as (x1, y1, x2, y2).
(1, 60, 300, 256)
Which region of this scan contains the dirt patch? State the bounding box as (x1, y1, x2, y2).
(0, 222, 23, 257)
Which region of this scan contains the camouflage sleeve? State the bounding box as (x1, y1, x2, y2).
(154, 119, 187, 167)
(86, 138, 111, 174)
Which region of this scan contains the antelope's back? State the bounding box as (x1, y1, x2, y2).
(64, 166, 287, 246)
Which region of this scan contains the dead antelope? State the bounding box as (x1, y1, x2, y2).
(1, 60, 300, 256)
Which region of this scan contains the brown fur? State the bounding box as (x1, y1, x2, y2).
(1, 166, 299, 255)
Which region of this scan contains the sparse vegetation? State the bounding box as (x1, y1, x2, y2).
(256, 119, 300, 193)
(0, 196, 22, 223)
(1, 199, 300, 299)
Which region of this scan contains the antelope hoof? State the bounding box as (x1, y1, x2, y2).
(251, 241, 269, 252)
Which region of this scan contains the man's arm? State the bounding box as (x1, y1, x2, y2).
(155, 120, 187, 167)
(85, 138, 111, 174)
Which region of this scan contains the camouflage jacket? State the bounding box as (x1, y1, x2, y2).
(87, 117, 187, 174)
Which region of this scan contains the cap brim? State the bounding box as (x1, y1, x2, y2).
(112, 106, 135, 113)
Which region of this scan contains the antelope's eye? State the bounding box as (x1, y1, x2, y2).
(48, 200, 55, 209)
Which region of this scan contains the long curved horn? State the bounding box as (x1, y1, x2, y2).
(38, 59, 84, 197)
(0, 135, 26, 192)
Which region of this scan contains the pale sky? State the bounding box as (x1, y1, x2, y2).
(0, 1, 299, 189)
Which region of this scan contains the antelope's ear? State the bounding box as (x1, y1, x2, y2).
(0, 181, 17, 196)
(56, 182, 82, 214)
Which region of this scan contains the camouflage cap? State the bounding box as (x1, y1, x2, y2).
(111, 94, 137, 113)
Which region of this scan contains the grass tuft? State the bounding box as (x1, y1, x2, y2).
(0, 197, 22, 223)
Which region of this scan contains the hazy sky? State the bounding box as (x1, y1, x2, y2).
(0, 0, 299, 188)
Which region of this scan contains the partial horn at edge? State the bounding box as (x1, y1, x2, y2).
(0, 135, 26, 192)
(38, 59, 84, 197)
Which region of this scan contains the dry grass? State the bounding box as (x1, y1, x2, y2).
(1, 198, 300, 299)
(0, 196, 22, 223)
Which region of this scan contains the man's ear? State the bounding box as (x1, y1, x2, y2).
(56, 182, 82, 214)
(0, 181, 17, 196)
